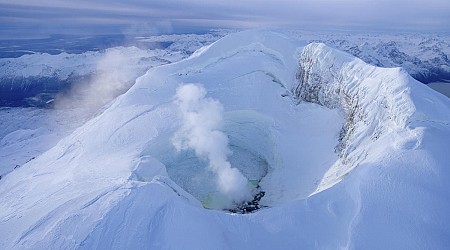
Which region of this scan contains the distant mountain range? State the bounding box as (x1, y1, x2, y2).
(0, 30, 448, 107)
(289, 31, 450, 83)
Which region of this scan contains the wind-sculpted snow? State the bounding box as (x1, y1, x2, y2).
(0, 30, 449, 249)
(294, 42, 450, 193)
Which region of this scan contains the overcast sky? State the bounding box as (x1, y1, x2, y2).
(1, 0, 449, 38)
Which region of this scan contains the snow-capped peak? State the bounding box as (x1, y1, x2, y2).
(0, 30, 449, 249)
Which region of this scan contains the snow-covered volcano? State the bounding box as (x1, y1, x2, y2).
(0, 30, 449, 249)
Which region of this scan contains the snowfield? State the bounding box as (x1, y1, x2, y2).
(0, 30, 449, 249)
(0, 107, 86, 178)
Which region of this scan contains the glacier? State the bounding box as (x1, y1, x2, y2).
(0, 30, 449, 249)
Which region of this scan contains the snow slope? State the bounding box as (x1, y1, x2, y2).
(0, 107, 85, 178)
(0, 30, 449, 249)
(294, 42, 450, 193)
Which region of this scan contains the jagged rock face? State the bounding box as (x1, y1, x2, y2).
(295, 43, 365, 162)
(293, 42, 450, 193)
(294, 43, 412, 190)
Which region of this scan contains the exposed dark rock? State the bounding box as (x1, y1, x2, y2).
(227, 185, 267, 214)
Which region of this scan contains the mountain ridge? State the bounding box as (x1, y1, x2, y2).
(0, 30, 449, 249)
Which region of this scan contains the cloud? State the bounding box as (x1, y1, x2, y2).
(0, 0, 448, 39)
(172, 84, 251, 207)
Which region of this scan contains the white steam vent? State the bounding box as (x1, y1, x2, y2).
(172, 84, 252, 207)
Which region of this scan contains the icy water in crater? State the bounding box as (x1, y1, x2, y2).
(147, 110, 273, 211)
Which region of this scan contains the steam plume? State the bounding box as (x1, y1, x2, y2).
(54, 48, 141, 115)
(172, 83, 251, 205)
